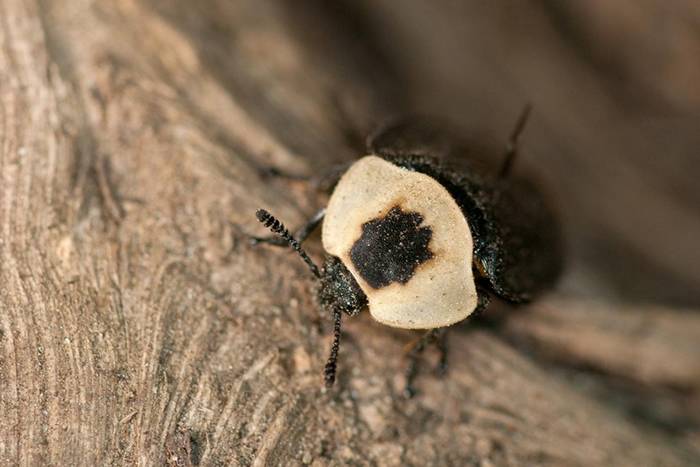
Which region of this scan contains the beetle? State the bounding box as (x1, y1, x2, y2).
(252, 105, 562, 396)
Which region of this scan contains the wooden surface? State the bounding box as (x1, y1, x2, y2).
(1, 1, 698, 465)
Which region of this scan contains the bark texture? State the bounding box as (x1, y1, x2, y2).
(1, 1, 698, 466)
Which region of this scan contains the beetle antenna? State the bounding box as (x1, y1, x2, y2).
(255, 209, 321, 279)
(324, 308, 343, 387)
(499, 103, 533, 178)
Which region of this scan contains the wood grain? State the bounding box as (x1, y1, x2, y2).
(1, 0, 697, 465)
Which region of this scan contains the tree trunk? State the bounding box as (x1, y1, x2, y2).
(0, 1, 697, 465)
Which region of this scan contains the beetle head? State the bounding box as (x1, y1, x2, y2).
(318, 255, 367, 317)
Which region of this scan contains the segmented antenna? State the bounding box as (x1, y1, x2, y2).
(324, 309, 343, 387)
(255, 209, 321, 278)
(499, 103, 533, 178)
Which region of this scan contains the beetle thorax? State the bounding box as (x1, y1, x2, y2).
(322, 156, 478, 329)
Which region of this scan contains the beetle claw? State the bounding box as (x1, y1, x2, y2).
(403, 385, 417, 399)
(435, 362, 448, 378)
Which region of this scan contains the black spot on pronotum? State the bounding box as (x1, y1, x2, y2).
(350, 206, 433, 288)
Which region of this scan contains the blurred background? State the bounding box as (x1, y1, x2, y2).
(337, 0, 700, 308)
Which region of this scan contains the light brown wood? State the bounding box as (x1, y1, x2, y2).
(1, 1, 698, 465)
(501, 298, 700, 450)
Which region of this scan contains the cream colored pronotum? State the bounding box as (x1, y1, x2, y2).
(322, 156, 478, 329)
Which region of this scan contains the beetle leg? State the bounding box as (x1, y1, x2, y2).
(257, 165, 310, 181)
(435, 328, 449, 377)
(256, 161, 351, 193)
(472, 287, 492, 318)
(403, 329, 438, 398)
(250, 208, 325, 247)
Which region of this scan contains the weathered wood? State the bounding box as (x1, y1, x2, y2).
(1, 1, 698, 465)
(503, 299, 700, 391)
(500, 298, 700, 450)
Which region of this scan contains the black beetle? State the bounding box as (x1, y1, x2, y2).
(253, 105, 562, 396)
